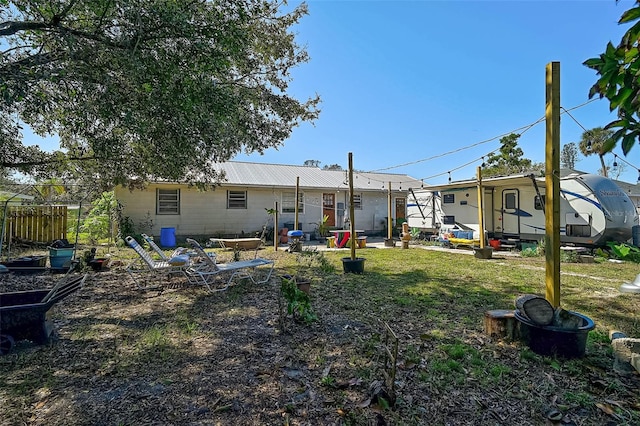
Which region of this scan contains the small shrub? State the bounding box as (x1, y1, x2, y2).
(296, 248, 335, 274)
(520, 248, 538, 258)
(560, 249, 578, 263)
(607, 241, 640, 263)
(281, 276, 317, 324)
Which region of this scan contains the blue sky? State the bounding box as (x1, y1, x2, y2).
(235, 0, 640, 184)
(23, 0, 640, 184)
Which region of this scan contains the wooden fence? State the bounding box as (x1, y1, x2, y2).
(2, 205, 68, 244)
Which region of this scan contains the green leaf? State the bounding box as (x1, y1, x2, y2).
(588, 84, 603, 99)
(622, 133, 637, 155)
(605, 119, 629, 129)
(623, 21, 640, 48)
(620, 7, 640, 24)
(610, 87, 634, 109)
(583, 57, 604, 68)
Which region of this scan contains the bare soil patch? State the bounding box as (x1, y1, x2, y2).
(1, 250, 639, 425)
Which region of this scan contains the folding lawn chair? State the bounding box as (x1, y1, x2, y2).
(141, 233, 187, 261)
(185, 238, 275, 292)
(125, 236, 189, 290)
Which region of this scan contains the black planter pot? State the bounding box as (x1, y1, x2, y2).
(515, 310, 595, 359)
(342, 257, 365, 274)
(473, 247, 493, 259)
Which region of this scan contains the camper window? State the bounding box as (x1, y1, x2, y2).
(505, 193, 517, 210)
(443, 194, 455, 204)
(567, 224, 591, 237)
(443, 215, 455, 225)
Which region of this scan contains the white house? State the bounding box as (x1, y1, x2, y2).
(114, 161, 423, 240)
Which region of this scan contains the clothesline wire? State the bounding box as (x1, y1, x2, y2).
(366, 98, 598, 177)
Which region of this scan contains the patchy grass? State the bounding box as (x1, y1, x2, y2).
(0, 245, 638, 425)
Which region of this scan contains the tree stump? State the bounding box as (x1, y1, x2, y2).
(484, 309, 518, 340)
(515, 294, 554, 326)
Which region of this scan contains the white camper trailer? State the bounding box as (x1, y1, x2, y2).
(418, 172, 638, 247)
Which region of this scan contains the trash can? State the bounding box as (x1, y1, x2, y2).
(633, 225, 640, 247)
(160, 227, 176, 248)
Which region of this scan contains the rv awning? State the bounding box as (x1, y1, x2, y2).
(426, 174, 543, 192)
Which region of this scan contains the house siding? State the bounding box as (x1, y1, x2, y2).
(115, 184, 404, 239)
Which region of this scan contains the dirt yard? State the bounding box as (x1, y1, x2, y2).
(1, 251, 639, 425)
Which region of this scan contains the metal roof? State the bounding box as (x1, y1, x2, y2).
(212, 161, 423, 192)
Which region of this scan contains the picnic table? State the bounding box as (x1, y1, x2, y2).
(331, 230, 364, 248)
(210, 238, 262, 251)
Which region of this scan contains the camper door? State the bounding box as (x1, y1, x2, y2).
(502, 189, 520, 236)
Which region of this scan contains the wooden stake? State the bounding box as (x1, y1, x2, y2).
(476, 166, 485, 248)
(545, 61, 561, 308)
(349, 153, 356, 260)
(387, 181, 392, 240)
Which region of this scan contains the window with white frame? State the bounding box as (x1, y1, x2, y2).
(227, 190, 247, 209)
(282, 191, 304, 213)
(352, 193, 362, 210)
(156, 189, 180, 215)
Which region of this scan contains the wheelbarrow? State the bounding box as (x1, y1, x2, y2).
(0, 273, 88, 354)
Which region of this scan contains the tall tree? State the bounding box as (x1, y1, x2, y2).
(602, 158, 627, 179)
(482, 133, 541, 177)
(303, 160, 321, 167)
(577, 127, 613, 177)
(323, 164, 343, 171)
(584, 1, 640, 155)
(33, 178, 66, 203)
(561, 142, 578, 169)
(0, 1, 320, 188)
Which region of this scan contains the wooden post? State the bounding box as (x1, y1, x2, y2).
(545, 61, 561, 308)
(476, 166, 485, 249)
(295, 176, 300, 231)
(387, 181, 392, 240)
(349, 153, 357, 260)
(274, 201, 279, 251)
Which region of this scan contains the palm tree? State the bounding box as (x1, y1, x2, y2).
(34, 178, 66, 204)
(577, 127, 613, 177)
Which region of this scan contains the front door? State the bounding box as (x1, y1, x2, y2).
(395, 197, 406, 225)
(323, 193, 336, 227)
(502, 189, 520, 236)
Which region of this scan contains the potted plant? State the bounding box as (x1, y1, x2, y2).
(315, 214, 329, 242)
(342, 152, 365, 274)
